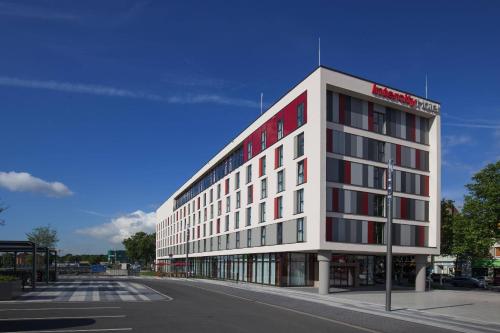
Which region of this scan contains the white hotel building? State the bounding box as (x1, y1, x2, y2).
(156, 66, 441, 294)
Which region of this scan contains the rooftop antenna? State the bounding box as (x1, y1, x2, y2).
(260, 92, 263, 115)
(318, 37, 321, 67)
(425, 74, 428, 99)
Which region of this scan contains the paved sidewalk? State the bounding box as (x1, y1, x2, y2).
(141, 276, 500, 333)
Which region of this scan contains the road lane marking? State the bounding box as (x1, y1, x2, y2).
(1, 329, 132, 333)
(0, 306, 120, 311)
(0, 315, 126, 321)
(185, 283, 382, 333)
(139, 283, 173, 301)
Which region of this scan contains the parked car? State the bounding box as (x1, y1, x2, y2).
(450, 277, 481, 288)
(430, 273, 453, 283)
(475, 276, 490, 288)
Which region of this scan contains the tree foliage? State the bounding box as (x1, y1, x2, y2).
(26, 225, 59, 248)
(449, 161, 500, 259)
(440, 199, 457, 256)
(122, 232, 155, 267)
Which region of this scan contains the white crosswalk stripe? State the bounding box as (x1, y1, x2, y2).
(14, 280, 168, 303)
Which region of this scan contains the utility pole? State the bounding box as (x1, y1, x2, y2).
(185, 222, 190, 278)
(386, 159, 394, 311)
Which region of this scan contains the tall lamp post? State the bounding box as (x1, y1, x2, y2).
(386, 159, 394, 311)
(185, 222, 190, 278)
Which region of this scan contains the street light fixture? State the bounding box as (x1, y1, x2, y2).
(386, 159, 394, 312)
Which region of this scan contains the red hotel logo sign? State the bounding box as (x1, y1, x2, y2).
(372, 84, 417, 108)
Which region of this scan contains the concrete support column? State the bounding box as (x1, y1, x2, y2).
(415, 255, 427, 292)
(318, 250, 331, 295)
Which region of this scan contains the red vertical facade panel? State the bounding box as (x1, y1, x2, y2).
(344, 161, 351, 185)
(362, 192, 369, 215)
(396, 145, 401, 166)
(368, 221, 375, 244)
(259, 157, 263, 177)
(332, 188, 339, 212)
(409, 114, 416, 141)
(197, 226, 200, 238)
(339, 94, 345, 124)
(401, 197, 407, 219)
(326, 217, 333, 242)
(225, 179, 229, 195)
(326, 128, 333, 153)
(303, 158, 308, 183)
(368, 102, 374, 131)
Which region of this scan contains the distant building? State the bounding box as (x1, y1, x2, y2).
(107, 250, 128, 264)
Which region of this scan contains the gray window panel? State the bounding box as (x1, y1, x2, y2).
(326, 188, 333, 211)
(362, 102, 369, 129)
(356, 220, 363, 243)
(356, 136, 363, 158)
(425, 201, 429, 221)
(367, 193, 374, 216)
(401, 112, 407, 140)
(252, 228, 260, 247)
(395, 171, 402, 192)
(344, 190, 351, 213)
(395, 111, 401, 138)
(327, 90, 333, 122)
(362, 220, 368, 243)
(302, 218, 307, 241)
(333, 93, 340, 123)
(350, 220, 357, 243)
(333, 217, 339, 241)
(415, 117, 421, 142)
(410, 173, 415, 194)
(283, 220, 297, 244)
(339, 189, 345, 213)
(338, 218, 346, 241)
(351, 162, 363, 186)
(415, 200, 424, 221)
(410, 225, 416, 246)
(367, 165, 374, 188)
(351, 97, 363, 128)
(363, 138, 369, 160)
(362, 164, 368, 187)
(333, 130, 345, 154)
(415, 174, 421, 195)
(266, 224, 277, 246)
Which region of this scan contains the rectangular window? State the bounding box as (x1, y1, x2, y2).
(210, 189, 213, 203)
(275, 196, 283, 219)
(226, 196, 231, 213)
(277, 170, 285, 192)
(235, 211, 240, 229)
(209, 221, 213, 235)
(261, 178, 267, 199)
(236, 191, 241, 208)
(373, 111, 386, 134)
(246, 207, 252, 226)
(236, 231, 240, 248)
(297, 102, 305, 127)
(225, 234, 229, 249)
(261, 130, 267, 150)
(217, 183, 221, 199)
(261, 226, 266, 246)
(203, 193, 207, 206)
(259, 156, 266, 177)
(217, 236, 221, 250)
(247, 185, 253, 204)
(247, 141, 253, 160)
(297, 218, 304, 242)
(295, 189, 304, 214)
(225, 178, 230, 195)
(259, 202, 266, 223)
(277, 119, 284, 140)
(275, 145, 283, 169)
(225, 215, 229, 232)
(235, 172, 240, 189)
(246, 165, 252, 184)
(210, 204, 214, 219)
(277, 222, 283, 244)
(217, 200, 222, 216)
(295, 133, 304, 158)
(247, 229, 252, 247)
(297, 160, 305, 185)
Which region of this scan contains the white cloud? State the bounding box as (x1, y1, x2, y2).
(442, 135, 472, 148)
(0, 171, 73, 197)
(76, 210, 156, 244)
(0, 76, 259, 108)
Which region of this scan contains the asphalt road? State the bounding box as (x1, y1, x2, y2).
(0, 278, 457, 333)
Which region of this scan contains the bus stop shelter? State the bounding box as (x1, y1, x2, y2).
(0, 240, 58, 290)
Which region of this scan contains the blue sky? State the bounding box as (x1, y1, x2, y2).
(0, 1, 499, 254)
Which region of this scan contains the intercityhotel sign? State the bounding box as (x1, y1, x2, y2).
(371, 84, 440, 114)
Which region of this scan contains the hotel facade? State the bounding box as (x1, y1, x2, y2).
(156, 66, 441, 294)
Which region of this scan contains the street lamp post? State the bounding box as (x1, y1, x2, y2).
(386, 159, 394, 311)
(185, 222, 190, 278)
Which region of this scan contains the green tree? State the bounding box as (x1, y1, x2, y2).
(26, 225, 59, 248)
(440, 199, 458, 256)
(452, 161, 500, 259)
(122, 232, 156, 268)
